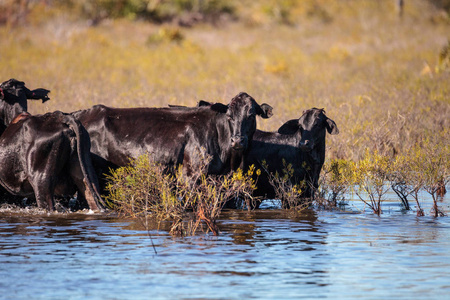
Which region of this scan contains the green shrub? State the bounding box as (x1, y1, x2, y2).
(261, 159, 311, 210)
(351, 150, 392, 216)
(415, 139, 449, 216)
(390, 153, 414, 211)
(105, 154, 257, 236)
(317, 159, 353, 208)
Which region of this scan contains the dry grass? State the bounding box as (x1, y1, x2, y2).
(1, 1, 448, 163)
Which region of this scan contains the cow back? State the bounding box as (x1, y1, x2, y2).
(73, 105, 233, 174)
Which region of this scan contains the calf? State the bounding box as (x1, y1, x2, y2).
(247, 108, 339, 206)
(72, 92, 272, 181)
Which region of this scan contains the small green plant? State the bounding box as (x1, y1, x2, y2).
(390, 153, 413, 211)
(420, 140, 449, 217)
(262, 159, 310, 210)
(105, 154, 186, 235)
(405, 148, 427, 217)
(395, 139, 449, 217)
(352, 150, 392, 216)
(105, 153, 257, 236)
(317, 158, 353, 208)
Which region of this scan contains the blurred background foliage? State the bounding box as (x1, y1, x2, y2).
(0, 0, 449, 163)
(2, 0, 449, 27)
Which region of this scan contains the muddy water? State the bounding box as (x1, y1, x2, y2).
(1, 194, 450, 300)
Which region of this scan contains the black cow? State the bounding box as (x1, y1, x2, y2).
(0, 78, 50, 205)
(247, 108, 339, 206)
(72, 92, 272, 181)
(0, 112, 105, 211)
(0, 79, 104, 211)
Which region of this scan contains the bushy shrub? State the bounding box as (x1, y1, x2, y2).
(351, 150, 392, 216)
(317, 159, 353, 207)
(261, 159, 311, 210)
(105, 153, 257, 236)
(390, 153, 414, 211)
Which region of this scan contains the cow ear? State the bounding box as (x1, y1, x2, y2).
(209, 103, 229, 113)
(326, 118, 339, 135)
(257, 103, 273, 119)
(278, 119, 300, 135)
(26, 88, 50, 103)
(5, 78, 25, 89)
(197, 100, 213, 107)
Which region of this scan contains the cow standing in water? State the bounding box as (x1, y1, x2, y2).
(72, 92, 273, 185)
(0, 79, 104, 211)
(0, 79, 50, 204)
(247, 108, 339, 207)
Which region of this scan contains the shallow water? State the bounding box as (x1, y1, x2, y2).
(1, 192, 449, 300)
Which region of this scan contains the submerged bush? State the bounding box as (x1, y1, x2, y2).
(105, 155, 183, 233)
(412, 139, 449, 217)
(322, 140, 449, 216)
(317, 159, 353, 208)
(351, 150, 392, 216)
(105, 154, 257, 236)
(261, 159, 312, 210)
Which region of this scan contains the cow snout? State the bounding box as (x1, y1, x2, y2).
(231, 136, 246, 150)
(299, 140, 313, 151)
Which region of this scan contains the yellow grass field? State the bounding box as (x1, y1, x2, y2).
(1, 0, 449, 161)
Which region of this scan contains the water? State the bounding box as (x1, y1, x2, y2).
(1, 192, 449, 300)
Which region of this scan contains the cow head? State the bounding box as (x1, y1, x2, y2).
(199, 92, 272, 170)
(202, 92, 273, 151)
(227, 92, 273, 151)
(278, 108, 339, 152)
(0, 78, 50, 126)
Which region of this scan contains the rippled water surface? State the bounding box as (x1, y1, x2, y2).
(1, 194, 450, 300)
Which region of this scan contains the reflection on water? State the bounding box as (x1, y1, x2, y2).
(0, 194, 449, 299)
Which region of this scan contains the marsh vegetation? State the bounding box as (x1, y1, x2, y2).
(0, 0, 449, 231)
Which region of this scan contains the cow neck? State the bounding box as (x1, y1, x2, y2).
(215, 112, 233, 163)
(0, 102, 25, 128)
(278, 128, 302, 147)
(313, 133, 327, 166)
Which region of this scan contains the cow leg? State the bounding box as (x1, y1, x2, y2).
(30, 176, 55, 211)
(68, 160, 100, 211)
(28, 137, 69, 212)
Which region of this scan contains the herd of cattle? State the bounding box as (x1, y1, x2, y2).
(0, 78, 338, 212)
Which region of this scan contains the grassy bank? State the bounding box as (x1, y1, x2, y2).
(0, 0, 449, 220)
